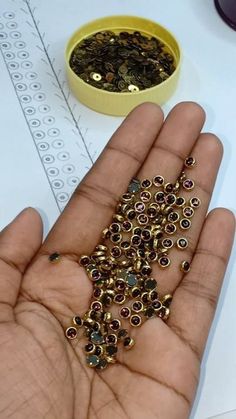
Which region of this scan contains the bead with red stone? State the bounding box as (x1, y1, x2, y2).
(134, 201, 145, 213)
(141, 178, 152, 189)
(132, 301, 143, 312)
(183, 206, 194, 218)
(184, 156, 196, 168)
(114, 293, 126, 304)
(183, 179, 194, 190)
(153, 175, 164, 186)
(180, 218, 191, 230)
(119, 307, 131, 319)
(109, 319, 121, 331)
(164, 223, 176, 235)
(154, 191, 165, 203)
(111, 246, 122, 258)
(79, 255, 90, 267)
(190, 197, 201, 208)
(65, 327, 77, 340)
(121, 220, 132, 232)
(162, 238, 174, 249)
(130, 314, 142, 327)
(158, 256, 170, 268)
(140, 190, 152, 202)
(90, 301, 103, 311)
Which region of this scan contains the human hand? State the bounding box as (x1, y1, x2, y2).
(0, 102, 234, 419)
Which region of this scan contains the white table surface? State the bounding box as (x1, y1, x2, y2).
(0, 1, 235, 418)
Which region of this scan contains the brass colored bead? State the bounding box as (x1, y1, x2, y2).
(113, 214, 124, 222)
(49, 252, 61, 263)
(162, 307, 170, 320)
(103, 312, 112, 322)
(95, 244, 108, 252)
(134, 258, 142, 272)
(105, 355, 117, 363)
(176, 237, 188, 250)
(123, 336, 135, 349)
(65, 327, 77, 340)
(180, 260, 191, 273)
(72, 316, 83, 327)
(184, 156, 196, 168)
(161, 294, 173, 308)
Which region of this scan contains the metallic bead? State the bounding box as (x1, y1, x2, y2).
(180, 260, 191, 273)
(190, 197, 201, 208)
(167, 211, 180, 223)
(128, 84, 139, 92)
(164, 183, 174, 193)
(111, 233, 122, 243)
(121, 220, 133, 232)
(161, 294, 173, 308)
(113, 293, 126, 304)
(153, 175, 164, 186)
(49, 252, 61, 263)
(165, 193, 176, 205)
(65, 327, 77, 340)
(128, 178, 141, 194)
(113, 214, 124, 222)
(90, 301, 103, 312)
(126, 273, 138, 287)
(140, 190, 152, 202)
(158, 256, 170, 268)
(90, 331, 104, 345)
(141, 178, 152, 189)
(103, 311, 112, 322)
(164, 223, 177, 235)
(117, 329, 128, 339)
(134, 201, 146, 213)
(119, 306, 131, 319)
(175, 196, 186, 207)
(109, 223, 121, 233)
(154, 191, 165, 203)
(176, 237, 188, 250)
(105, 355, 117, 363)
(144, 278, 157, 291)
(161, 238, 174, 249)
(105, 334, 118, 345)
(72, 315, 83, 327)
(179, 218, 191, 230)
(86, 354, 100, 368)
(137, 213, 149, 225)
(144, 307, 155, 318)
(123, 336, 135, 349)
(161, 307, 170, 320)
(109, 319, 121, 331)
(183, 178, 194, 190)
(131, 300, 144, 313)
(184, 156, 196, 168)
(130, 314, 142, 327)
(121, 192, 133, 203)
(152, 300, 162, 311)
(84, 343, 96, 354)
(106, 345, 118, 356)
(111, 246, 122, 258)
(96, 358, 108, 370)
(182, 206, 194, 218)
(79, 255, 90, 267)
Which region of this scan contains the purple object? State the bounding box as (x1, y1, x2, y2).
(215, 0, 236, 30)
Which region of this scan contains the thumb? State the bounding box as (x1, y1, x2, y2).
(0, 208, 43, 322)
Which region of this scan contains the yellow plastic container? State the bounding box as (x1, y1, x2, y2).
(65, 16, 181, 116)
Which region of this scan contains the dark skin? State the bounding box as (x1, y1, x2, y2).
(0, 102, 235, 419)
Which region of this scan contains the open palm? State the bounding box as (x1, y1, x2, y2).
(0, 102, 234, 419)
